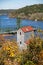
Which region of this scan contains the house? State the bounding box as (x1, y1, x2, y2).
(17, 26, 35, 50)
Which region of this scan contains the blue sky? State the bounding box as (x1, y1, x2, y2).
(0, 0, 43, 9)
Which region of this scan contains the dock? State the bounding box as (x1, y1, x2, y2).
(0, 30, 17, 34)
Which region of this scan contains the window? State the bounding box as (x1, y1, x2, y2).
(20, 41, 22, 44)
(20, 32, 21, 35)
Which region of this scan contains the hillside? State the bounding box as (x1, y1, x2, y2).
(16, 4, 43, 13)
(9, 4, 43, 21)
(0, 4, 43, 21)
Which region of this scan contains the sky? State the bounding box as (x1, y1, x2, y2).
(0, 0, 43, 9)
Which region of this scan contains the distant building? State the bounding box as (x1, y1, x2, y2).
(35, 19, 37, 21)
(17, 26, 35, 50)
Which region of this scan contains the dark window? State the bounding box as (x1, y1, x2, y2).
(20, 41, 22, 44)
(20, 32, 21, 35)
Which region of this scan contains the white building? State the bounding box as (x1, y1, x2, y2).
(17, 26, 35, 50)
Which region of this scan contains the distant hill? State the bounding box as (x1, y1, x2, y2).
(16, 4, 43, 14)
(0, 4, 43, 21)
(15, 4, 43, 21)
(0, 9, 15, 14)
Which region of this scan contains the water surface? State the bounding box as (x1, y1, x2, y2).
(0, 15, 43, 32)
(0, 15, 43, 39)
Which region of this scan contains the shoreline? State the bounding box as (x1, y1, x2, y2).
(0, 13, 43, 21)
(8, 13, 43, 21)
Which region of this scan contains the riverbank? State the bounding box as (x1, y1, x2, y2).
(8, 12, 43, 21)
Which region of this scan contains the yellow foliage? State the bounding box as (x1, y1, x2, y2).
(1, 39, 19, 58)
(9, 52, 15, 57)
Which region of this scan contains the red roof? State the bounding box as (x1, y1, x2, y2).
(21, 26, 34, 32)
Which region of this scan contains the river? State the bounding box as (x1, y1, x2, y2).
(0, 15, 43, 40)
(0, 15, 43, 32)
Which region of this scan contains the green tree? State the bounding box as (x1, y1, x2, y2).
(16, 17, 21, 29)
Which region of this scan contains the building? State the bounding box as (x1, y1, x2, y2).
(17, 26, 35, 50)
